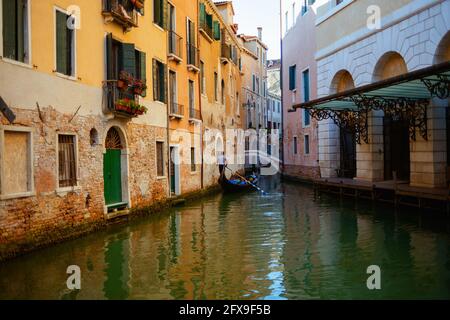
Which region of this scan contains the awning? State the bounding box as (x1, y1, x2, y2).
(290, 61, 450, 144)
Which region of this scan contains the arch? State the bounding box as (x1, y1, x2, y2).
(372, 51, 407, 82)
(330, 70, 355, 94)
(105, 127, 124, 149)
(434, 31, 450, 65)
(104, 124, 128, 149)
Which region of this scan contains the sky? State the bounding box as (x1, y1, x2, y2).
(231, 0, 282, 60)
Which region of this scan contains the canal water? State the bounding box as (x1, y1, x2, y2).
(1, 176, 449, 300)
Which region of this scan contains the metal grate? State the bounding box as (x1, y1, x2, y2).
(58, 135, 77, 188)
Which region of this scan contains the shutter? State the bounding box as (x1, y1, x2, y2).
(162, 0, 169, 30)
(303, 70, 310, 102)
(17, 0, 25, 62)
(119, 43, 136, 77)
(199, 3, 206, 26)
(189, 21, 195, 45)
(66, 21, 73, 75)
(289, 66, 296, 90)
(152, 59, 158, 101)
(56, 11, 68, 74)
(2, 0, 17, 60)
(213, 21, 221, 40)
(206, 14, 213, 29)
(154, 0, 161, 25)
(106, 33, 114, 80)
(140, 51, 147, 97)
(162, 63, 168, 103)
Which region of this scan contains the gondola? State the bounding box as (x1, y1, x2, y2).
(219, 173, 259, 193)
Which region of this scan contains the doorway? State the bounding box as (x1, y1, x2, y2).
(339, 128, 357, 178)
(384, 117, 410, 181)
(170, 146, 180, 195)
(104, 127, 127, 210)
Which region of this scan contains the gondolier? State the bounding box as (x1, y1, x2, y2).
(217, 152, 227, 176)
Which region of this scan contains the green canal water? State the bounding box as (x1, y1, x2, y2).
(1, 177, 450, 300)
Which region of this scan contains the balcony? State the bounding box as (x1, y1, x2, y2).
(189, 108, 202, 123)
(102, 0, 139, 30)
(199, 19, 213, 42)
(168, 31, 183, 63)
(186, 44, 200, 72)
(169, 102, 184, 119)
(103, 80, 147, 119)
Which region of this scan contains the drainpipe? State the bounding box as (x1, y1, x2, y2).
(198, 0, 204, 189)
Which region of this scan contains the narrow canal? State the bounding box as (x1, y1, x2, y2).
(1, 177, 449, 300)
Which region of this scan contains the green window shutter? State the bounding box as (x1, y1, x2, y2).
(162, 0, 169, 30)
(56, 11, 68, 74)
(119, 43, 136, 77)
(106, 33, 114, 80)
(289, 65, 296, 90)
(189, 21, 195, 45)
(206, 14, 213, 29)
(152, 59, 158, 101)
(162, 63, 167, 103)
(154, 0, 161, 25)
(199, 3, 206, 26)
(2, 0, 17, 60)
(17, 0, 25, 62)
(139, 51, 147, 97)
(213, 21, 221, 40)
(303, 69, 310, 102)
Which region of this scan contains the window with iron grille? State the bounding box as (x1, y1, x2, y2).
(58, 135, 77, 188)
(156, 141, 164, 176)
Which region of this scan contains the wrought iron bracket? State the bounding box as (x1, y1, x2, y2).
(421, 75, 450, 100)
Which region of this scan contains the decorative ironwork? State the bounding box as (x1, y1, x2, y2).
(421, 75, 450, 99)
(105, 128, 123, 150)
(306, 95, 429, 144)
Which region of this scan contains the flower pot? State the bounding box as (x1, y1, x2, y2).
(117, 80, 126, 89)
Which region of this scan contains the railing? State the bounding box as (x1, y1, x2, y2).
(221, 43, 231, 60)
(103, 80, 138, 117)
(199, 19, 213, 40)
(186, 43, 200, 69)
(170, 102, 184, 117)
(189, 108, 201, 121)
(102, 0, 138, 28)
(168, 31, 183, 60)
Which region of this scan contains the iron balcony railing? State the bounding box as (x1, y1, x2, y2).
(170, 102, 184, 117)
(102, 0, 138, 28)
(199, 19, 213, 40)
(189, 108, 201, 121)
(186, 43, 200, 69)
(103, 80, 138, 116)
(168, 31, 183, 59)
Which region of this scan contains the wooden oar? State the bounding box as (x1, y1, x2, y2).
(225, 167, 267, 195)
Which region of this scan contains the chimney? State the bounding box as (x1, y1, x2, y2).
(257, 27, 262, 41)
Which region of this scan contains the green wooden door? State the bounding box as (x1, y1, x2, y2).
(104, 149, 122, 206)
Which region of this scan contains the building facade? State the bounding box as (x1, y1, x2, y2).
(283, 0, 450, 188)
(267, 59, 282, 160)
(0, 0, 254, 259)
(281, 0, 321, 181)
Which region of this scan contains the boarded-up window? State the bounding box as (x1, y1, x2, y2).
(3, 131, 30, 195)
(58, 135, 77, 187)
(156, 141, 164, 176)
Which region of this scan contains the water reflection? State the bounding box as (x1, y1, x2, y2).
(0, 176, 449, 299)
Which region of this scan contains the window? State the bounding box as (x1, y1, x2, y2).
(156, 141, 164, 176)
(221, 80, 225, 104)
(190, 147, 196, 172)
(303, 109, 311, 127)
(336, 0, 344, 5)
(2, 0, 30, 63)
(293, 136, 298, 155)
(304, 135, 310, 155)
(189, 79, 195, 116)
(256, 77, 260, 94)
(285, 11, 289, 32)
(58, 135, 77, 188)
(292, 3, 296, 22)
(55, 9, 75, 76)
(200, 61, 205, 94)
(289, 65, 296, 90)
(0, 127, 33, 197)
(154, 0, 167, 29)
(153, 59, 167, 103)
(214, 72, 218, 101)
(302, 69, 310, 102)
(236, 92, 240, 115)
